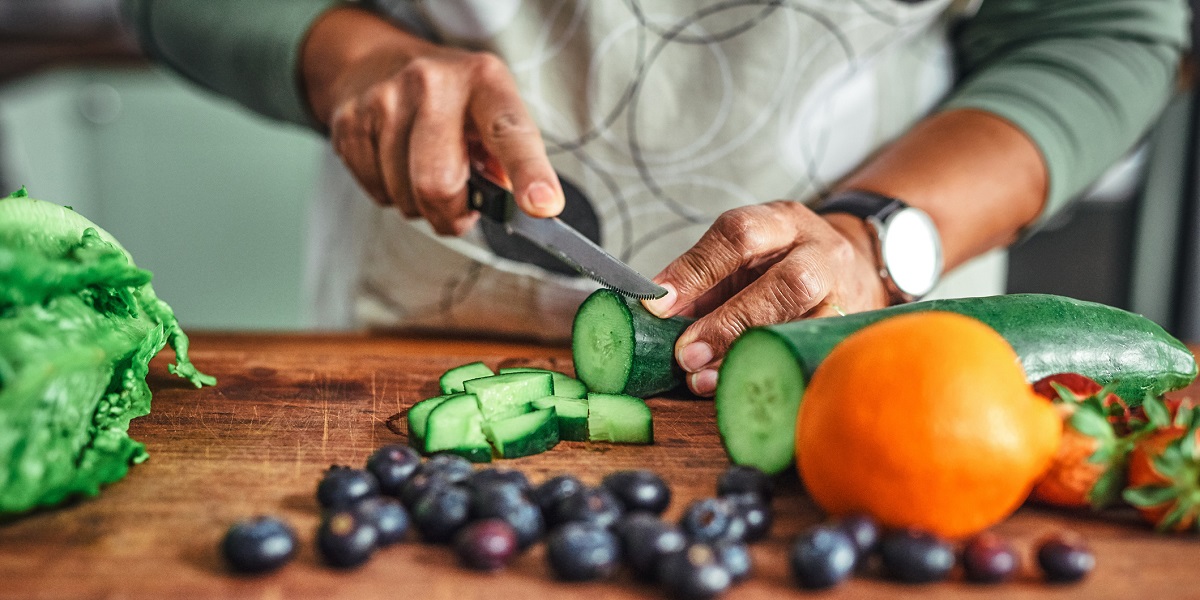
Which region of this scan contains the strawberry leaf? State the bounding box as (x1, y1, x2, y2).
(1049, 381, 1082, 403)
(1143, 395, 1171, 428)
(1157, 500, 1193, 532)
(1087, 466, 1124, 509)
(1070, 406, 1114, 441)
(1123, 484, 1176, 508)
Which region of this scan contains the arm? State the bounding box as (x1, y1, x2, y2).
(122, 0, 564, 231)
(647, 0, 1189, 395)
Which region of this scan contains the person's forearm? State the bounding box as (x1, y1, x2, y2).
(836, 108, 1047, 271)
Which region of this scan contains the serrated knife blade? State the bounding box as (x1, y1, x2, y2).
(467, 170, 667, 301)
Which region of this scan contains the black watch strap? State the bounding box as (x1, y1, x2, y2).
(814, 190, 907, 221)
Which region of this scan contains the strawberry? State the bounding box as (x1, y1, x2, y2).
(1031, 382, 1135, 509)
(1123, 397, 1200, 533)
(1032, 373, 1132, 432)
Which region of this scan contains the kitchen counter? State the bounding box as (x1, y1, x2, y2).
(2, 333, 1198, 600)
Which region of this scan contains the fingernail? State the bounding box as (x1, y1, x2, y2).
(642, 283, 677, 317)
(525, 182, 559, 212)
(691, 369, 719, 397)
(678, 342, 713, 372)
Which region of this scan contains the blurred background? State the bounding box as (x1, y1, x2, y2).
(3, 0, 1200, 341)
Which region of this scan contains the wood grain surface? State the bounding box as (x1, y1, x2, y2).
(2, 332, 1198, 600)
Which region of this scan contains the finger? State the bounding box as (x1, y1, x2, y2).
(466, 53, 563, 218)
(404, 60, 475, 235)
(644, 202, 804, 319)
(674, 250, 834, 373)
(687, 366, 720, 398)
(370, 83, 420, 218)
(330, 101, 390, 206)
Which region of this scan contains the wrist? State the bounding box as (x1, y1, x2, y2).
(300, 6, 432, 126)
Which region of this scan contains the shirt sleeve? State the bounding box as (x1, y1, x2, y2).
(121, 0, 337, 128)
(942, 0, 1190, 226)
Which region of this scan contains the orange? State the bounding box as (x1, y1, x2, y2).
(796, 311, 1061, 539)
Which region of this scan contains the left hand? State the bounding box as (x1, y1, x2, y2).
(642, 200, 890, 396)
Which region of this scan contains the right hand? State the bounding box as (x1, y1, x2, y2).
(301, 7, 564, 235)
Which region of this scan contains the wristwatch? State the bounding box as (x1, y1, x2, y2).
(815, 190, 943, 304)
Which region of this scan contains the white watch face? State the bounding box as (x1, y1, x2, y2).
(879, 208, 942, 298)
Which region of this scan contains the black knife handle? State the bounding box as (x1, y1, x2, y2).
(467, 170, 512, 222)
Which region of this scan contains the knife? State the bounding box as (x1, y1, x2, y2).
(467, 169, 667, 301)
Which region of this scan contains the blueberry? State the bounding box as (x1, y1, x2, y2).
(1036, 533, 1095, 583)
(679, 498, 739, 543)
(466, 468, 532, 494)
(221, 516, 297, 574)
(418, 453, 474, 483)
(468, 482, 545, 549)
(455, 519, 519, 572)
(317, 509, 378, 568)
(533, 474, 585, 514)
(365, 445, 422, 496)
(961, 532, 1019, 583)
(879, 528, 955, 584)
(550, 486, 624, 529)
(658, 543, 733, 600)
(601, 470, 672, 515)
(713, 541, 752, 583)
(400, 470, 452, 509)
(316, 466, 380, 510)
(726, 493, 772, 543)
(412, 484, 472, 544)
(355, 496, 410, 546)
(613, 513, 688, 581)
(717, 465, 773, 502)
(788, 524, 856, 590)
(545, 522, 622, 581)
(838, 513, 880, 561)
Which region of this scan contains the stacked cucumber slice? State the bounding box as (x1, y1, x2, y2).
(407, 362, 653, 462)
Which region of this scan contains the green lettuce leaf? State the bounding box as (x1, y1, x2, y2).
(0, 188, 213, 515)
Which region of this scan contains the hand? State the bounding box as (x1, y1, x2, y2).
(302, 7, 564, 235)
(642, 201, 890, 396)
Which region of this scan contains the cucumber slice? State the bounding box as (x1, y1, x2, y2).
(464, 372, 554, 422)
(715, 328, 806, 474)
(499, 367, 589, 399)
(406, 393, 459, 452)
(587, 393, 653, 444)
(484, 408, 560, 458)
(439, 361, 495, 394)
(572, 289, 693, 397)
(531, 395, 589, 441)
(424, 394, 492, 462)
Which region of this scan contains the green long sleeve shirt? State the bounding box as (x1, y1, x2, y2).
(122, 0, 1189, 223)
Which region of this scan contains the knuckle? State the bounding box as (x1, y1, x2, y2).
(777, 260, 827, 307)
(400, 57, 447, 96)
(713, 209, 769, 261)
(485, 111, 535, 143)
(467, 51, 509, 80)
(412, 165, 463, 204)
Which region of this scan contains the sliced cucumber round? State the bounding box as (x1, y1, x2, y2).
(439, 361, 495, 394)
(484, 408, 561, 458)
(587, 393, 653, 444)
(571, 289, 693, 398)
(715, 328, 806, 475)
(424, 394, 493, 463)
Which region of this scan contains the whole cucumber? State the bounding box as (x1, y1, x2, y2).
(715, 293, 1198, 474)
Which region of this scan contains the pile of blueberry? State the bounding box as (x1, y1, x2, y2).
(790, 517, 1095, 588)
(220, 445, 1093, 596)
(219, 444, 773, 595)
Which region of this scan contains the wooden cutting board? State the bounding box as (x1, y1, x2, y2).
(0, 332, 1196, 600)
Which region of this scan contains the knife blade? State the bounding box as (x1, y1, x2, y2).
(467, 170, 667, 300)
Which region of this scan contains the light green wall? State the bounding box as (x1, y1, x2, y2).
(0, 66, 323, 330)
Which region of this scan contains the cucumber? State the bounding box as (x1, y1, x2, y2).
(572, 289, 694, 397)
(484, 408, 560, 458)
(464, 371, 554, 422)
(424, 394, 492, 463)
(716, 293, 1199, 474)
(405, 393, 458, 452)
(531, 395, 590, 441)
(587, 393, 653, 444)
(499, 367, 589, 399)
(439, 361, 495, 394)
